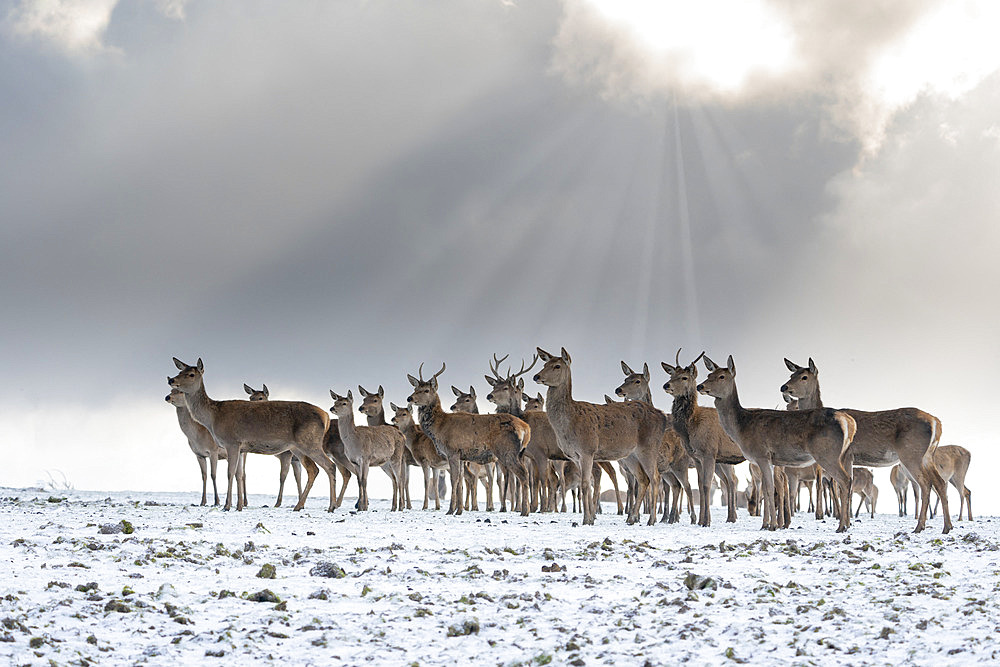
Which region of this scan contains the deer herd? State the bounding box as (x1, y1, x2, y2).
(165, 349, 973, 535)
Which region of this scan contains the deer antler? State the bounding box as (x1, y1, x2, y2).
(507, 353, 539, 382)
(418, 362, 425, 382)
(432, 362, 446, 379)
(489, 353, 509, 380)
(675, 347, 682, 367)
(691, 351, 706, 366)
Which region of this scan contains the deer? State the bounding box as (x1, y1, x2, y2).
(889, 464, 910, 517)
(329, 389, 406, 511)
(533, 347, 664, 526)
(697, 354, 857, 532)
(780, 357, 952, 533)
(929, 445, 972, 521)
(165, 388, 242, 507)
(614, 360, 698, 524)
(167, 358, 337, 512)
(649, 351, 746, 526)
(448, 386, 496, 512)
(389, 402, 448, 510)
(244, 383, 304, 508)
(851, 467, 879, 518)
(358, 384, 410, 510)
(407, 363, 532, 516)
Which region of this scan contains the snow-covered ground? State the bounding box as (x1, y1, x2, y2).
(1, 487, 997, 666)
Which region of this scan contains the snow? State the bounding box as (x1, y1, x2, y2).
(1, 487, 998, 666)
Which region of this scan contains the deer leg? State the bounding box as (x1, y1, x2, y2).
(334, 464, 351, 508)
(597, 462, 623, 515)
(486, 464, 497, 512)
(695, 458, 713, 527)
(196, 454, 209, 506)
(451, 459, 464, 516)
(758, 463, 777, 531)
(814, 468, 825, 520)
(222, 444, 241, 511)
(275, 451, 292, 508)
(234, 451, 247, 512)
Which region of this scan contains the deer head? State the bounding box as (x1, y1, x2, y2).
(389, 402, 415, 430)
(329, 389, 355, 418)
(696, 354, 736, 399)
(165, 388, 186, 407)
(449, 385, 478, 413)
(522, 392, 544, 411)
(168, 357, 204, 394)
(533, 347, 571, 388)
(615, 360, 650, 400)
(358, 384, 385, 418)
(244, 383, 269, 401)
(485, 352, 538, 410)
(406, 363, 446, 407)
(661, 348, 704, 398)
(780, 358, 818, 402)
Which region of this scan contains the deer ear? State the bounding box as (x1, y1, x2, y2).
(642, 363, 649, 381)
(537, 347, 553, 362)
(621, 360, 632, 375)
(517, 378, 524, 391)
(452, 385, 461, 397)
(389, 402, 399, 412)
(784, 358, 800, 372)
(687, 363, 698, 378)
(537, 392, 543, 401)
(661, 361, 675, 374)
(484, 375, 496, 387)
(407, 374, 419, 387)
(808, 358, 817, 375)
(430, 376, 438, 390)
(262, 384, 269, 397)
(347, 389, 353, 401)
(196, 358, 204, 372)
(560, 348, 571, 364)
(173, 357, 186, 371)
(244, 384, 253, 395)
(703, 355, 718, 372)
(727, 355, 736, 375)
(378, 385, 384, 398)
(329, 389, 338, 400)
(469, 386, 476, 399)
(358, 385, 370, 397)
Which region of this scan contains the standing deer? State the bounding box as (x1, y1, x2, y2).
(533, 347, 664, 526)
(653, 351, 746, 525)
(407, 363, 531, 516)
(168, 358, 337, 512)
(614, 360, 697, 524)
(165, 388, 241, 507)
(697, 355, 856, 532)
(449, 386, 496, 512)
(390, 402, 448, 510)
(358, 384, 409, 510)
(929, 445, 972, 521)
(851, 467, 879, 518)
(329, 390, 406, 511)
(889, 464, 910, 517)
(780, 357, 951, 533)
(244, 383, 304, 508)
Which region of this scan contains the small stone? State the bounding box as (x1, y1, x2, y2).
(310, 562, 346, 579)
(247, 589, 280, 603)
(256, 564, 277, 579)
(155, 583, 178, 599)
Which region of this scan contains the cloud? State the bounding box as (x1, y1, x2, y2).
(551, 0, 1000, 156)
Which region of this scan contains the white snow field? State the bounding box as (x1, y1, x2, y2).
(1, 488, 997, 666)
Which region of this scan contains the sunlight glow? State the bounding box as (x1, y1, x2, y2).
(585, 0, 795, 96)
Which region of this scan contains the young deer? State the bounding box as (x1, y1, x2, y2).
(889, 464, 910, 517)
(168, 358, 337, 512)
(533, 347, 664, 526)
(851, 467, 879, 518)
(390, 402, 448, 510)
(358, 384, 410, 510)
(654, 351, 746, 525)
(780, 357, 951, 534)
(244, 383, 303, 508)
(697, 355, 856, 532)
(448, 385, 496, 512)
(166, 389, 240, 507)
(329, 390, 406, 511)
(930, 445, 972, 521)
(614, 360, 698, 524)
(407, 363, 531, 516)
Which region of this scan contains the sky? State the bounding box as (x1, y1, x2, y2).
(2, 0, 998, 512)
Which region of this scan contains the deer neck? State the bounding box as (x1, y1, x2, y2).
(365, 406, 388, 427)
(418, 396, 446, 439)
(183, 383, 217, 431)
(545, 376, 574, 418)
(496, 395, 524, 418)
(797, 385, 823, 410)
(335, 410, 363, 457)
(634, 384, 654, 405)
(712, 384, 747, 436)
(671, 386, 698, 445)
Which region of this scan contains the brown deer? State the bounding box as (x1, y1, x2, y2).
(697, 354, 856, 532)
(930, 445, 972, 521)
(653, 352, 746, 525)
(329, 389, 406, 511)
(244, 383, 303, 508)
(889, 463, 911, 517)
(168, 358, 337, 512)
(389, 402, 448, 510)
(780, 357, 951, 533)
(448, 386, 497, 512)
(358, 384, 410, 510)
(614, 361, 698, 524)
(533, 347, 664, 525)
(407, 363, 532, 516)
(165, 388, 240, 507)
(851, 467, 879, 518)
